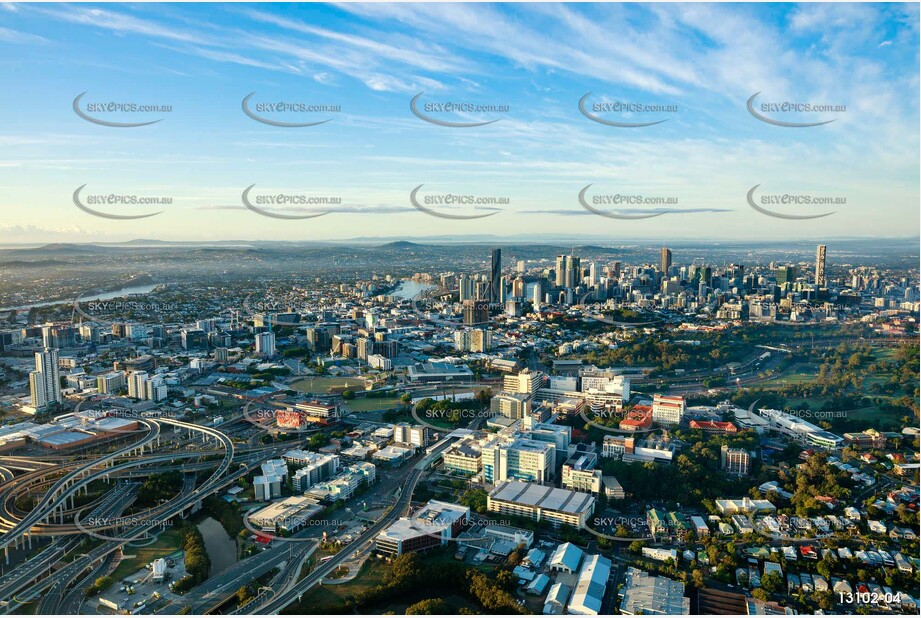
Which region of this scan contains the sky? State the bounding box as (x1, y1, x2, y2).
(0, 1, 918, 243)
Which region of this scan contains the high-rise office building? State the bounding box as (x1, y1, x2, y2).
(512, 277, 526, 298)
(181, 328, 208, 350)
(776, 265, 797, 286)
(462, 300, 490, 326)
(459, 274, 475, 302)
(660, 248, 672, 274)
(490, 248, 502, 303)
(720, 445, 751, 475)
(42, 325, 75, 349)
(29, 348, 62, 411)
(815, 244, 827, 286)
(555, 255, 581, 289)
(454, 328, 493, 352)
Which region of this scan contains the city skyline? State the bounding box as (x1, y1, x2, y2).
(0, 3, 918, 616)
(0, 2, 918, 243)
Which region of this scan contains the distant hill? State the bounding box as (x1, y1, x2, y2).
(379, 240, 425, 249)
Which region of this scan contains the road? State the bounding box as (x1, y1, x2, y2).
(0, 420, 161, 550)
(35, 484, 141, 615)
(257, 437, 456, 614)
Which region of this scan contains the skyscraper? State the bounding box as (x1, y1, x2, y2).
(490, 248, 502, 304)
(458, 274, 475, 302)
(815, 244, 827, 287)
(660, 248, 672, 274)
(29, 348, 62, 411)
(776, 265, 797, 286)
(555, 254, 581, 289)
(463, 300, 490, 326)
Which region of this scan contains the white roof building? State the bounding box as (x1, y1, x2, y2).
(568, 554, 612, 615)
(619, 567, 690, 615)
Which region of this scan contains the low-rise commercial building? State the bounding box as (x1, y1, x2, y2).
(619, 567, 690, 615)
(375, 500, 470, 556)
(249, 496, 323, 533)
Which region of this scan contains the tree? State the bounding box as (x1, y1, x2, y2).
(815, 590, 835, 611)
(750, 588, 769, 601)
(691, 569, 706, 589)
(236, 585, 255, 606)
(507, 544, 526, 567)
(85, 575, 115, 596)
(760, 571, 783, 594)
(405, 598, 447, 614)
(458, 488, 488, 514)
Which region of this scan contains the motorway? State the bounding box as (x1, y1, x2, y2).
(0, 419, 161, 552)
(0, 397, 463, 615)
(35, 483, 141, 615)
(0, 482, 139, 613)
(0, 418, 244, 613)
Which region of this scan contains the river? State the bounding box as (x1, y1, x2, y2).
(197, 516, 237, 577)
(0, 282, 165, 312)
(390, 280, 435, 299)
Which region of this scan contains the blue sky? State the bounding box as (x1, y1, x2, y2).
(0, 2, 918, 243)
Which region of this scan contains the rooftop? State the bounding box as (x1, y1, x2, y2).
(489, 481, 594, 515)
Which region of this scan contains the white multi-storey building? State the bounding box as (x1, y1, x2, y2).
(29, 348, 63, 411)
(255, 331, 276, 356)
(481, 437, 555, 484)
(96, 371, 126, 394)
(652, 394, 686, 426)
(127, 370, 149, 400)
